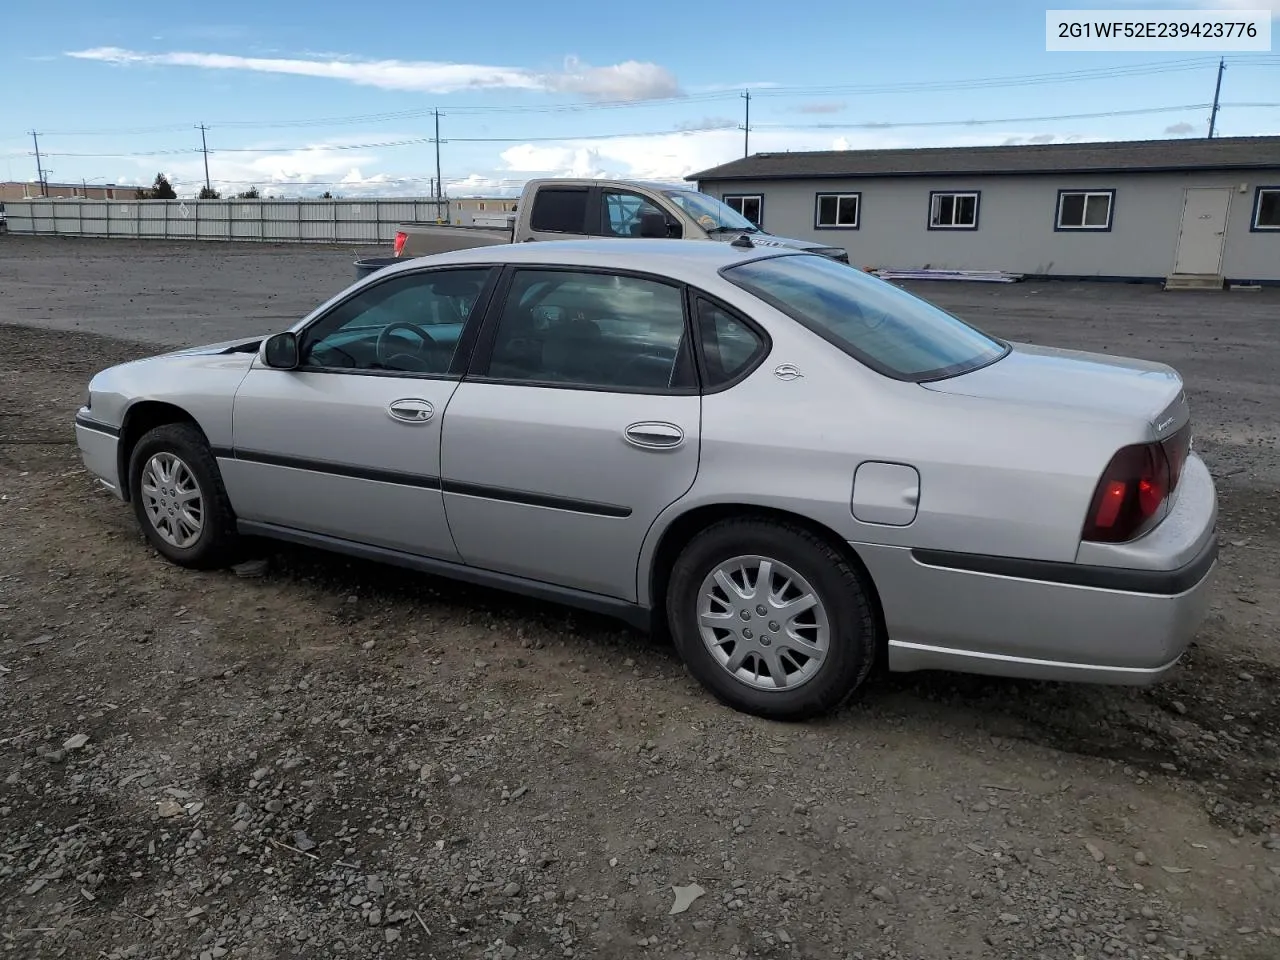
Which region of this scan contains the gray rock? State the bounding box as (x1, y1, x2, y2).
(63, 733, 90, 751)
(233, 559, 269, 578)
(870, 885, 896, 903)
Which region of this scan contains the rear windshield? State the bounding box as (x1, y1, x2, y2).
(722, 254, 1008, 381)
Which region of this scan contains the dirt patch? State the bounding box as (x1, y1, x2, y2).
(3, 261, 1280, 959)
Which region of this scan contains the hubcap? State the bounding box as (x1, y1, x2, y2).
(696, 555, 830, 691)
(140, 452, 204, 549)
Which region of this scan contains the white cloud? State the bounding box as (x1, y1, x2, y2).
(497, 128, 947, 183)
(1164, 121, 1197, 135)
(673, 116, 738, 132)
(793, 101, 847, 115)
(65, 47, 681, 100)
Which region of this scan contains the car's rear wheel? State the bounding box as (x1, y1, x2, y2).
(667, 518, 878, 720)
(128, 423, 238, 569)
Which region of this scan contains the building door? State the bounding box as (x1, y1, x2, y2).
(1173, 188, 1231, 275)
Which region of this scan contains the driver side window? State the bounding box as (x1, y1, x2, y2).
(300, 268, 494, 376)
(600, 190, 673, 238)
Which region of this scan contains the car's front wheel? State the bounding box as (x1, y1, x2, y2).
(128, 423, 238, 569)
(667, 518, 878, 720)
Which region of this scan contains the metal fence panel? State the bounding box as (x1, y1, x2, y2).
(3, 197, 451, 243)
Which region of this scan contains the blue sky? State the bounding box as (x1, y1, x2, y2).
(1, 0, 1277, 197)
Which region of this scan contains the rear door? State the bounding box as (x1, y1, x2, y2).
(523, 185, 592, 242)
(439, 265, 701, 600)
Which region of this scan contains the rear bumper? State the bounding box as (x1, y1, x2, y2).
(74, 411, 124, 499)
(858, 529, 1218, 686)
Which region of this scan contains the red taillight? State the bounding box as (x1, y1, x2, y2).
(393, 231, 407, 257)
(1082, 424, 1190, 543)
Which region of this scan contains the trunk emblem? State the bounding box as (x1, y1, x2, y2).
(774, 364, 803, 381)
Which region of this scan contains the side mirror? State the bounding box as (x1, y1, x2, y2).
(639, 211, 669, 239)
(263, 332, 299, 369)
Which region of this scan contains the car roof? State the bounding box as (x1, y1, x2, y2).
(386, 238, 791, 284)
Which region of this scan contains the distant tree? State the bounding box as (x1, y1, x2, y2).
(197, 186, 221, 200)
(236, 186, 261, 200)
(141, 173, 177, 200)
(320, 190, 333, 199)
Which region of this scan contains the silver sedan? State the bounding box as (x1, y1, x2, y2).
(74, 238, 1218, 719)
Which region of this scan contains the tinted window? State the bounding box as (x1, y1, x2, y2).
(486, 269, 693, 391)
(529, 189, 588, 234)
(697, 298, 765, 388)
(722, 254, 1007, 381)
(300, 268, 492, 375)
(600, 190, 674, 238)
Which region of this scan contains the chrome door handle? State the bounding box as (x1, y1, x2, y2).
(624, 421, 685, 449)
(387, 398, 434, 424)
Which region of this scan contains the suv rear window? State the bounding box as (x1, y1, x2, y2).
(722, 254, 1008, 381)
(529, 188, 588, 234)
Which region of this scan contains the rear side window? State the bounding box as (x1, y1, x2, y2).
(722, 254, 1008, 381)
(696, 298, 766, 388)
(529, 189, 588, 234)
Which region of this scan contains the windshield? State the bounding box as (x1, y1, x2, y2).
(722, 254, 1009, 381)
(662, 190, 759, 233)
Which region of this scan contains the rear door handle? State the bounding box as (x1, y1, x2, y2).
(387, 398, 434, 424)
(624, 421, 685, 449)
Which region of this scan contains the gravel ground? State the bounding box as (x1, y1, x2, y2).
(1, 236, 1279, 960)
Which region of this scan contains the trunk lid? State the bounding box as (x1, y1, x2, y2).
(922, 341, 1188, 436)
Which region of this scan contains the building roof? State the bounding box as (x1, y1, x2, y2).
(688, 135, 1280, 183)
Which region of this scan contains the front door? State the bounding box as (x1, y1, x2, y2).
(1173, 187, 1231, 275)
(440, 265, 701, 600)
(221, 266, 496, 559)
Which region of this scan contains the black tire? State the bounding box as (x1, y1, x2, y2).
(667, 517, 878, 720)
(128, 422, 239, 569)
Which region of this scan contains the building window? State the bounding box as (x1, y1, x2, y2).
(723, 194, 763, 228)
(815, 193, 860, 230)
(928, 191, 979, 230)
(477, 202, 486, 211)
(1056, 189, 1115, 231)
(1253, 187, 1280, 231)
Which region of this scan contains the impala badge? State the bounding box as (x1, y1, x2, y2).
(774, 363, 803, 381)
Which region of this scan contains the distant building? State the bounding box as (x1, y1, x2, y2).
(447, 196, 517, 225)
(689, 136, 1280, 286)
(0, 181, 144, 202)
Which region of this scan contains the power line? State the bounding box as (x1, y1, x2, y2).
(754, 103, 1274, 130)
(22, 102, 1280, 160)
(26, 55, 1280, 137)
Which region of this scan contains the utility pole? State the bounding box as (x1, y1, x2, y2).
(433, 109, 444, 203)
(741, 90, 751, 157)
(30, 130, 46, 197)
(1207, 58, 1226, 138)
(196, 123, 212, 192)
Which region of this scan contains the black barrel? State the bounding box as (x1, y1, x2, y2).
(353, 256, 400, 281)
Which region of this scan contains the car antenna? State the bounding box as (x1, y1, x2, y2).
(730, 233, 755, 248)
